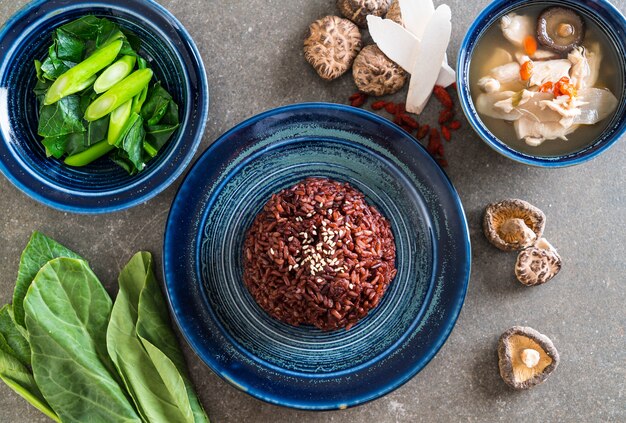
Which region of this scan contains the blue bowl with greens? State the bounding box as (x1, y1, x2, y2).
(0, 0, 208, 213)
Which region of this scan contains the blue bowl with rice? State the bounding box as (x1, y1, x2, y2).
(457, 0, 626, 167)
(163, 103, 471, 410)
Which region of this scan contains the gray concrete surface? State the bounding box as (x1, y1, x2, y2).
(1, 0, 624, 422)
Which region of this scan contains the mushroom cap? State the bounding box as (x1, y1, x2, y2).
(385, 0, 403, 25)
(304, 16, 363, 81)
(537, 7, 585, 53)
(515, 238, 562, 286)
(338, 0, 392, 28)
(498, 326, 560, 390)
(483, 199, 546, 251)
(352, 45, 407, 96)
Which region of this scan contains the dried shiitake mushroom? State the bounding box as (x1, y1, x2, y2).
(515, 238, 562, 286)
(338, 0, 392, 28)
(304, 16, 362, 81)
(498, 326, 559, 390)
(352, 45, 407, 96)
(537, 7, 585, 53)
(483, 199, 546, 251)
(386, 0, 403, 25)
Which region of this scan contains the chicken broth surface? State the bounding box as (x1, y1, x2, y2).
(470, 4, 622, 156)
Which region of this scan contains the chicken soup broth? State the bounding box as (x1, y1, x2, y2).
(470, 4, 622, 156)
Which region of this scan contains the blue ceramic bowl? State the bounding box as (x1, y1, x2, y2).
(457, 0, 626, 167)
(0, 0, 208, 213)
(163, 103, 471, 410)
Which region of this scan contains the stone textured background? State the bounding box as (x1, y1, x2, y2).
(0, 1, 624, 422)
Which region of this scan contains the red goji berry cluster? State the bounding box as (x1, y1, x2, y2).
(347, 84, 462, 167)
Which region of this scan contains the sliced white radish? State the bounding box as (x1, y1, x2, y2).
(406, 5, 452, 114)
(367, 16, 419, 71)
(399, 0, 434, 39)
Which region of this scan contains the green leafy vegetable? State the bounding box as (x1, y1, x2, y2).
(133, 253, 209, 423)
(37, 95, 85, 138)
(87, 115, 110, 146)
(1, 233, 210, 422)
(34, 16, 179, 174)
(0, 347, 59, 422)
(107, 252, 195, 423)
(24, 258, 142, 423)
(0, 306, 30, 366)
(12, 231, 82, 328)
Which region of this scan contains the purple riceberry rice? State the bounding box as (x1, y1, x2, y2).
(243, 177, 397, 331)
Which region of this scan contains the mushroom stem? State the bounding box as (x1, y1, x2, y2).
(521, 348, 541, 368)
(500, 218, 537, 244)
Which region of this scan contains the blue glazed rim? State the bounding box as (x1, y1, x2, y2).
(457, 0, 626, 167)
(0, 0, 209, 213)
(163, 103, 471, 410)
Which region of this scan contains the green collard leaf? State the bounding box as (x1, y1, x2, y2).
(146, 123, 179, 152)
(117, 113, 146, 171)
(0, 343, 60, 422)
(134, 253, 210, 423)
(37, 95, 85, 138)
(63, 132, 88, 157)
(87, 115, 110, 146)
(59, 15, 104, 40)
(34, 60, 45, 83)
(0, 306, 30, 367)
(141, 83, 172, 123)
(42, 135, 70, 159)
(107, 252, 196, 423)
(40, 41, 76, 80)
(110, 152, 139, 176)
(33, 78, 52, 105)
(12, 231, 82, 328)
(24, 258, 141, 423)
(54, 28, 85, 63)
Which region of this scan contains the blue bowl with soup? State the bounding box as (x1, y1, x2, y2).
(457, 0, 626, 167)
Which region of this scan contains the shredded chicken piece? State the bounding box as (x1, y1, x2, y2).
(515, 118, 579, 146)
(500, 13, 533, 47)
(478, 77, 501, 93)
(529, 59, 571, 87)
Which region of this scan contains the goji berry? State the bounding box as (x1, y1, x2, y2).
(416, 124, 430, 140)
(371, 100, 387, 110)
(523, 35, 537, 56)
(433, 85, 454, 109)
(349, 92, 362, 101)
(400, 124, 413, 133)
(442, 125, 451, 141)
(520, 60, 533, 81)
(395, 102, 406, 114)
(399, 113, 419, 129)
(350, 96, 366, 107)
(449, 120, 461, 130)
(438, 109, 454, 124)
(385, 102, 397, 114)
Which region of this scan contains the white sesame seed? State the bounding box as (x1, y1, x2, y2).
(288, 236, 294, 241)
(269, 248, 275, 255)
